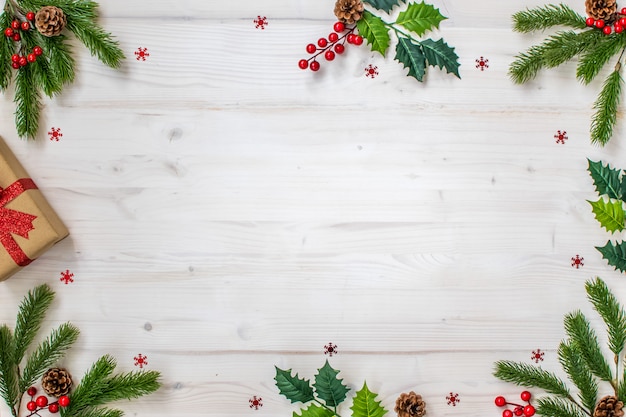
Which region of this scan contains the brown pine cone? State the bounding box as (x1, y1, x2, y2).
(594, 396, 625, 417)
(41, 368, 72, 397)
(35, 6, 67, 37)
(395, 391, 426, 417)
(334, 0, 364, 24)
(586, 0, 618, 23)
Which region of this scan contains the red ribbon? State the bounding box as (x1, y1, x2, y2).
(0, 178, 38, 266)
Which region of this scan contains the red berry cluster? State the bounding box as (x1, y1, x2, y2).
(4, 12, 43, 69)
(495, 391, 535, 417)
(24, 386, 70, 416)
(586, 7, 626, 35)
(298, 21, 363, 72)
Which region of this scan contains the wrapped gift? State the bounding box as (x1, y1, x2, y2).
(0, 137, 69, 281)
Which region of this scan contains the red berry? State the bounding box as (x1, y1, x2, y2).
(328, 32, 339, 43)
(58, 395, 70, 407)
(520, 391, 531, 402)
(298, 59, 308, 69)
(347, 34, 355, 44)
(11, 53, 19, 62)
(26, 11, 35, 21)
(26, 401, 37, 411)
(48, 403, 59, 413)
(36, 396, 48, 407)
(309, 60, 320, 72)
(317, 37, 327, 47)
(18, 56, 27, 66)
(333, 21, 345, 32)
(27, 53, 36, 63)
(595, 19, 606, 28)
(586, 17, 595, 26)
(26, 386, 37, 396)
(33, 45, 42, 56)
(620, 18, 626, 26)
(622, 7, 626, 14)
(514, 407, 524, 416)
(4, 27, 13, 37)
(616, 25, 624, 33)
(11, 20, 19, 30)
(21, 21, 30, 31)
(306, 43, 316, 54)
(11, 62, 19, 69)
(604, 25, 612, 34)
(503, 410, 514, 417)
(523, 405, 536, 417)
(353, 35, 363, 45)
(495, 396, 507, 407)
(334, 43, 345, 54)
(325, 50, 335, 61)
(12, 33, 20, 41)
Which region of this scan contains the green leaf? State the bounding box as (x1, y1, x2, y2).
(588, 159, 622, 199)
(564, 311, 613, 383)
(350, 382, 388, 417)
(591, 69, 623, 146)
(589, 198, 625, 233)
(493, 360, 570, 397)
(420, 38, 461, 78)
(395, 37, 426, 81)
(512, 4, 587, 32)
(293, 403, 334, 417)
(13, 284, 54, 366)
(274, 366, 315, 404)
(558, 341, 597, 411)
(585, 277, 626, 356)
(396, 1, 447, 37)
(597, 241, 626, 273)
(314, 360, 349, 408)
(362, 0, 402, 13)
(356, 11, 391, 56)
(537, 396, 587, 417)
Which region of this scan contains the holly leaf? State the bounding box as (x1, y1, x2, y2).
(396, 1, 447, 37)
(597, 241, 626, 273)
(420, 38, 461, 78)
(356, 10, 391, 56)
(589, 198, 625, 233)
(350, 382, 388, 417)
(588, 159, 622, 199)
(293, 403, 335, 417)
(395, 37, 426, 81)
(362, 0, 403, 13)
(313, 360, 349, 407)
(275, 366, 315, 404)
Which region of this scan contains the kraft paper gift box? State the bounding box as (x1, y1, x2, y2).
(0, 137, 69, 281)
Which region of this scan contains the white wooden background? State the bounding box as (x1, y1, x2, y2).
(0, 0, 625, 416)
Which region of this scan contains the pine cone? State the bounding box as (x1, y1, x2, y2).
(594, 396, 625, 417)
(334, 0, 364, 24)
(41, 368, 72, 397)
(395, 392, 426, 417)
(586, 0, 618, 23)
(35, 6, 67, 37)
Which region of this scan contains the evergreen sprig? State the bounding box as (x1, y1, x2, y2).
(512, 4, 587, 32)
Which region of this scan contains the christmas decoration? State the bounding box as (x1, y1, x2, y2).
(494, 391, 536, 417)
(494, 278, 626, 417)
(586, 159, 626, 273)
(0, 135, 68, 281)
(508, 3, 626, 145)
(395, 391, 426, 417)
(446, 392, 460, 406)
(299, 0, 460, 82)
(0, 284, 161, 417)
(275, 360, 387, 417)
(0, 0, 124, 138)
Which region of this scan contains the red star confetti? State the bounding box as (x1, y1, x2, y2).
(365, 64, 378, 78)
(324, 342, 338, 356)
(59, 270, 74, 284)
(135, 47, 149, 61)
(475, 56, 489, 70)
(134, 353, 148, 368)
(554, 130, 568, 144)
(254, 16, 268, 29)
(531, 349, 544, 363)
(249, 396, 263, 410)
(446, 392, 460, 406)
(48, 127, 62, 141)
(571, 255, 584, 269)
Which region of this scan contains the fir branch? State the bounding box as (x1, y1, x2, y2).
(512, 4, 587, 32)
(558, 341, 597, 412)
(619, 366, 626, 401)
(591, 68, 623, 146)
(13, 284, 54, 367)
(64, 409, 123, 417)
(98, 370, 161, 404)
(20, 29, 62, 97)
(67, 16, 124, 69)
(0, 12, 14, 90)
(494, 361, 571, 397)
(509, 45, 547, 84)
(43, 35, 75, 86)
(20, 322, 80, 392)
(0, 325, 19, 417)
(61, 355, 118, 416)
(537, 396, 589, 417)
(564, 311, 614, 385)
(577, 35, 626, 84)
(14, 62, 40, 138)
(585, 278, 626, 355)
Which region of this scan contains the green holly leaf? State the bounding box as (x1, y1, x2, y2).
(588, 159, 622, 199)
(313, 360, 349, 407)
(356, 10, 391, 56)
(396, 1, 447, 37)
(362, 0, 402, 13)
(293, 403, 335, 417)
(350, 382, 388, 417)
(596, 241, 626, 273)
(275, 366, 315, 404)
(395, 37, 426, 81)
(589, 198, 625, 233)
(420, 38, 461, 78)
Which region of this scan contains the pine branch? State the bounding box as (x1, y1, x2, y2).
(43, 35, 75, 86)
(585, 278, 626, 356)
(577, 35, 625, 84)
(564, 311, 614, 384)
(67, 16, 124, 69)
(0, 325, 19, 417)
(98, 370, 161, 404)
(558, 341, 598, 412)
(537, 396, 589, 417)
(591, 68, 623, 146)
(20, 322, 80, 392)
(63, 409, 123, 417)
(20, 29, 62, 97)
(619, 366, 626, 401)
(14, 62, 40, 138)
(494, 361, 571, 397)
(509, 45, 547, 84)
(0, 12, 14, 91)
(61, 355, 118, 416)
(512, 4, 587, 32)
(13, 284, 54, 367)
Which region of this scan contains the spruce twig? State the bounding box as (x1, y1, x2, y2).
(512, 4, 587, 32)
(494, 361, 571, 398)
(558, 342, 597, 412)
(591, 68, 623, 145)
(585, 278, 626, 355)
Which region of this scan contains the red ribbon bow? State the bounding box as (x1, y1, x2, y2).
(0, 178, 38, 266)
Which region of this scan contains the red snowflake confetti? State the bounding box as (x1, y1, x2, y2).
(571, 255, 584, 269)
(531, 349, 545, 363)
(254, 16, 268, 29)
(134, 354, 148, 368)
(59, 270, 74, 284)
(48, 127, 62, 141)
(135, 47, 149, 61)
(249, 396, 263, 410)
(554, 130, 568, 144)
(324, 342, 338, 356)
(475, 56, 489, 70)
(446, 392, 460, 406)
(365, 64, 379, 78)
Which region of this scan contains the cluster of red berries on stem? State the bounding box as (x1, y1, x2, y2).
(24, 386, 70, 416)
(4, 11, 43, 69)
(495, 391, 536, 417)
(586, 8, 626, 35)
(298, 21, 363, 72)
